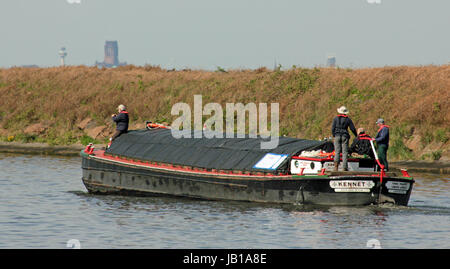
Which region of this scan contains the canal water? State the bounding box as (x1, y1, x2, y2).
(0, 153, 449, 249)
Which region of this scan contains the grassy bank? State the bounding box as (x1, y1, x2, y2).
(0, 65, 449, 161)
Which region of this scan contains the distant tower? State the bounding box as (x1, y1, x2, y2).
(104, 41, 119, 66)
(58, 47, 67, 66)
(327, 55, 336, 68)
(95, 40, 127, 68)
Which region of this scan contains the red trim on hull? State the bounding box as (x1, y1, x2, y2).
(90, 150, 293, 178)
(88, 150, 386, 179)
(291, 156, 361, 162)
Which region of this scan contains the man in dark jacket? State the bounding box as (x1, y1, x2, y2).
(331, 106, 357, 171)
(111, 104, 129, 142)
(375, 118, 389, 171)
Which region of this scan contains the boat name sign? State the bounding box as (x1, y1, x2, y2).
(329, 180, 375, 192)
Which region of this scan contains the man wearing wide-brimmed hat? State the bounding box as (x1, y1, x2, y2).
(331, 106, 357, 171)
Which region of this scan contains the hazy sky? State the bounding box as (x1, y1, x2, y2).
(1, 0, 449, 70)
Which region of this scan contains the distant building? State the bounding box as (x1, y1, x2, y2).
(327, 56, 336, 68)
(58, 47, 67, 66)
(95, 40, 127, 68)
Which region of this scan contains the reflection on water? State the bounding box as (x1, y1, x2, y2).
(0, 153, 449, 248)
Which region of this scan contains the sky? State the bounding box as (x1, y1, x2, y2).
(0, 0, 449, 70)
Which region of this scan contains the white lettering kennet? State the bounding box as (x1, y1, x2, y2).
(329, 180, 375, 192)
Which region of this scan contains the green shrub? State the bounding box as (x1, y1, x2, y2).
(421, 131, 434, 144)
(435, 128, 449, 143)
(11, 133, 37, 143)
(431, 150, 442, 160)
(216, 66, 227, 73)
(79, 135, 100, 146)
(421, 151, 442, 161)
(389, 137, 413, 160)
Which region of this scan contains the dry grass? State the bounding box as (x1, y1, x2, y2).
(0, 65, 449, 159)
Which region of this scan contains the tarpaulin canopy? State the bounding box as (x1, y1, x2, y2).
(105, 129, 328, 172)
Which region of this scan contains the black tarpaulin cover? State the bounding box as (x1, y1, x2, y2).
(105, 129, 328, 172)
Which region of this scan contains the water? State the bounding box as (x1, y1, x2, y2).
(0, 153, 449, 249)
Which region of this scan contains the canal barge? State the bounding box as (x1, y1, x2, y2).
(80, 129, 414, 206)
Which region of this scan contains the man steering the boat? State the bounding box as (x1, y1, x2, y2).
(110, 104, 129, 142)
(375, 118, 390, 171)
(331, 106, 357, 171)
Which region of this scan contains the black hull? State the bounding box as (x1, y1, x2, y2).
(81, 152, 414, 206)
